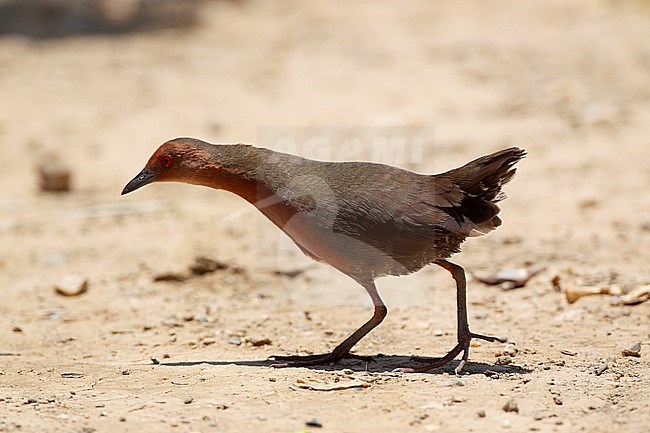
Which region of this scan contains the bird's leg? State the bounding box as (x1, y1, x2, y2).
(397, 260, 505, 374)
(270, 280, 387, 368)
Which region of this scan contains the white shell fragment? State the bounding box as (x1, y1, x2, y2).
(473, 266, 544, 289)
(54, 275, 89, 297)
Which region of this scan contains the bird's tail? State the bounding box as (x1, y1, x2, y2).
(438, 147, 526, 236)
(449, 147, 526, 203)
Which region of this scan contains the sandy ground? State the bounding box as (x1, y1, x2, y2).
(1, 0, 649, 432)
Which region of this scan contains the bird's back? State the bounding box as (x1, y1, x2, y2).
(228, 146, 524, 280)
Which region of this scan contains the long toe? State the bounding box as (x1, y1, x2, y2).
(394, 341, 467, 373)
(395, 328, 508, 373)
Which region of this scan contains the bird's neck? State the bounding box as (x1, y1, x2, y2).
(185, 144, 302, 226)
(189, 163, 274, 204)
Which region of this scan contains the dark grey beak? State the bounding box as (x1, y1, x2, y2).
(122, 169, 157, 195)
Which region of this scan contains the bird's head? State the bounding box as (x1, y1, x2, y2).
(121, 138, 212, 195)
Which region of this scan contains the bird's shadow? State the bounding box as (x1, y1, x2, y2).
(158, 354, 531, 375)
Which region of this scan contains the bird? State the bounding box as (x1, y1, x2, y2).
(122, 137, 525, 373)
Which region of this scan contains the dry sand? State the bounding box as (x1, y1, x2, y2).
(1, 0, 649, 432)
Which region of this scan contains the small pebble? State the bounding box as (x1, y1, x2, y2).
(184, 397, 193, 404)
(502, 399, 519, 413)
(247, 337, 272, 347)
(306, 418, 322, 428)
(622, 342, 641, 357)
(593, 361, 608, 376)
(38, 153, 72, 192)
(496, 355, 512, 365)
(553, 396, 563, 405)
(440, 378, 464, 387)
(477, 410, 486, 418)
(503, 344, 518, 356)
(228, 337, 242, 346)
(54, 275, 88, 297)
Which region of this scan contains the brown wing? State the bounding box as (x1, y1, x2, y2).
(331, 147, 526, 261)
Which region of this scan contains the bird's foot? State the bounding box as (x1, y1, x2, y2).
(394, 330, 506, 374)
(269, 352, 372, 368)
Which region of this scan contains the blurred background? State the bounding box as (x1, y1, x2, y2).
(1, 0, 648, 289)
(0, 1, 649, 432)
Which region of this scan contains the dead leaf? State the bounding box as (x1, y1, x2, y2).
(273, 268, 306, 278)
(189, 257, 229, 275)
(617, 285, 650, 306)
(565, 285, 622, 304)
(153, 273, 188, 282)
(153, 256, 237, 283)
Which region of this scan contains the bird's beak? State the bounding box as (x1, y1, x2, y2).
(122, 168, 157, 195)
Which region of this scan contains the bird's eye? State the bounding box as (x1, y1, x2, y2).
(160, 155, 173, 168)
